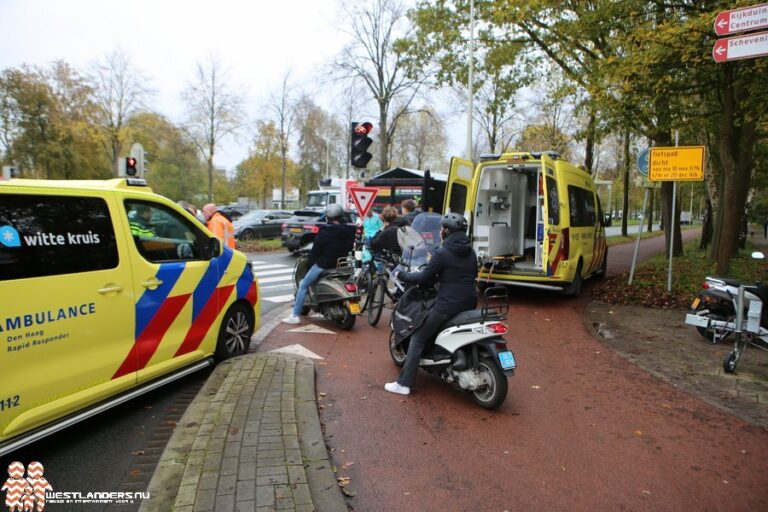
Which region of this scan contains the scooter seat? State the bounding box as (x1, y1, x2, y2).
(716, 276, 743, 287)
(320, 267, 354, 279)
(438, 309, 486, 331)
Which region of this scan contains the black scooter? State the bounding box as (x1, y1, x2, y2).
(293, 254, 362, 330)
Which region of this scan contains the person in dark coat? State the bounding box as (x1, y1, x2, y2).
(370, 206, 409, 256)
(384, 213, 478, 395)
(400, 199, 421, 225)
(283, 204, 355, 324)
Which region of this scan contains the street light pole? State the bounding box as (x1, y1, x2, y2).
(465, 0, 475, 160)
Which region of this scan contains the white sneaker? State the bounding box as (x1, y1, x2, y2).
(384, 381, 410, 395)
(282, 314, 300, 325)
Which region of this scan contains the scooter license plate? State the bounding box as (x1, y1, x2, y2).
(691, 297, 701, 309)
(348, 302, 361, 315)
(498, 350, 516, 370)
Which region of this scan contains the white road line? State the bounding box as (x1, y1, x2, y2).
(259, 283, 294, 290)
(251, 264, 290, 271)
(258, 275, 297, 284)
(263, 294, 295, 303)
(254, 268, 295, 277)
(248, 260, 267, 264)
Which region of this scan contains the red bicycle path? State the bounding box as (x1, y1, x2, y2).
(258, 228, 768, 511)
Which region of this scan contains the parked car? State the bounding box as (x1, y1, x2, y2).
(281, 209, 359, 253)
(217, 204, 252, 220)
(234, 210, 294, 240)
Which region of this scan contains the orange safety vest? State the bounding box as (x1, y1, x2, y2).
(208, 212, 236, 249)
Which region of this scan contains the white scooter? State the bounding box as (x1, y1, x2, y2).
(388, 285, 516, 409)
(685, 251, 768, 373)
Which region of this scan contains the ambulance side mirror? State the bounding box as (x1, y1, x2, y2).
(206, 237, 221, 259)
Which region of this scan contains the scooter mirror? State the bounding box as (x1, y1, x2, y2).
(751, 251, 765, 260)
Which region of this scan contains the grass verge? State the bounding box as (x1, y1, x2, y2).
(236, 238, 284, 253)
(591, 237, 766, 309)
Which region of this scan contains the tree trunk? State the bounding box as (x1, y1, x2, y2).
(700, 195, 713, 249)
(621, 127, 630, 237)
(714, 63, 756, 274)
(207, 156, 214, 203)
(378, 100, 388, 172)
(646, 188, 655, 233)
(584, 107, 596, 173)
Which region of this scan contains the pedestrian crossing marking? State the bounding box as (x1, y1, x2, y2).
(286, 325, 337, 334)
(254, 268, 295, 277)
(251, 264, 289, 271)
(268, 344, 324, 360)
(263, 294, 294, 303)
(259, 283, 294, 290)
(259, 275, 296, 284)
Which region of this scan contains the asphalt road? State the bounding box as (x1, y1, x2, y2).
(0, 370, 209, 512)
(257, 227, 768, 511)
(248, 250, 298, 316)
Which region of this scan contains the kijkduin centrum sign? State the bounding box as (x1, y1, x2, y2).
(648, 146, 705, 182)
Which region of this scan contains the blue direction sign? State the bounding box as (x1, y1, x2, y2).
(637, 148, 649, 177)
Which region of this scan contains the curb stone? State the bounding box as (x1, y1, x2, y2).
(140, 302, 346, 511)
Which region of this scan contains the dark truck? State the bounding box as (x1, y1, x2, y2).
(281, 209, 359, 253)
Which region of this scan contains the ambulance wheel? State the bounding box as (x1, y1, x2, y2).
(389, 331, 407, 367)
(471, 355, 508, 410)
(564, 262, 583, 298)
(597, 248, 608, 279)
(215, 303, 254, 361)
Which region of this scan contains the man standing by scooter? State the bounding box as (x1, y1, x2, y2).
(384, 213, 478, 395)
(283, 204, 356, 324)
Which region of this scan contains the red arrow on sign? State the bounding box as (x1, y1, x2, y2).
(714, 3, 768, 36)
(348, 186, 379, 218)
(712, 30, 768, 62)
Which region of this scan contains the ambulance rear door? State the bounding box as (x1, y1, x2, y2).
(443, 157, 476, 221)
(540, 154, 560, 275)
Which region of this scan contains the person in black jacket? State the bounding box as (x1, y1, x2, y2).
(283, 204, 355, 324)
(400, 199, 421, 225)
(371, 206, 409, 256)
(384, 213, 478, 395)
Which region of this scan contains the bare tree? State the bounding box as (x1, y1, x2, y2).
(182, 55, 245, 202)
(389, 107, 448, 171)
(334, 0, 427, 172)
(266, 71, 296, 208)
(90, 48, 152, 176)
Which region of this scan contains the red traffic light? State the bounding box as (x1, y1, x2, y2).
(127, 157, 137, 167)
(354, 122, 373, 135)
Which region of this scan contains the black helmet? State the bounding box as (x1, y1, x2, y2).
(326, 203, 344, 221)
(440, 212, 468, 233)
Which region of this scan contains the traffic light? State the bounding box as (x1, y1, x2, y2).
(125, 157, 138, 176)
(350, 121, 373, 169)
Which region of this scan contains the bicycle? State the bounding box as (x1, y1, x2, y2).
(368, 252, 404, 327)
(354, 250, 377, 313)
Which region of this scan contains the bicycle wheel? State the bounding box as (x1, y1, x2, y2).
(368, 277, 386, 327)
(358, 267, 375, 313)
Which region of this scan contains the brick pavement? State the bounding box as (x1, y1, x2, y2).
(140, 306, 345, 512)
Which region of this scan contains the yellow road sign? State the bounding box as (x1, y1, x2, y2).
(648, 146, 705, 181)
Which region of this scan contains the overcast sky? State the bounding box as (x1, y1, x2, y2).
(0, 0, 450, 171)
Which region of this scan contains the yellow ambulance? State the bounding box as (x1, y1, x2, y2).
(0, 178, 260, 455)
(445, 152, 607, 296)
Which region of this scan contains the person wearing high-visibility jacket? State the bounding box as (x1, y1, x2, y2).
(202, 203, 236, 249)
(130, 204, 156, 238)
